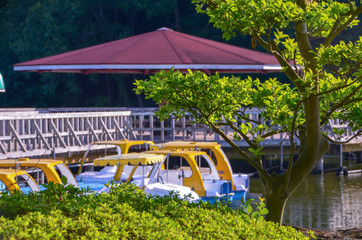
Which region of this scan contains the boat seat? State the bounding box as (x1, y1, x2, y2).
(180, 167, 192, 177)
(99, 166, 117, 174)
(201, 170, 219, 180)
(232, 174, 249, 190)
(199, 167, 211, 174)
(159, 170, 182, 185)
(123, 165, 153, 179)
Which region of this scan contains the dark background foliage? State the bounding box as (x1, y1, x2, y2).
(0, 0, 359, 108)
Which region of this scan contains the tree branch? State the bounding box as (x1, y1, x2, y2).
(252, 33, 302, 90)
(260, 129, 284, 140)
(209, 122, 271, 182)
(324, 5, 362, 47)
(282, 132, 297, 195)
(323, 130, 362, 144)
(222, 119, 257, 149)
(320, 83, 362, 125)
(282, 96, 303, 191)
(317, 78, 361, 97)
(290, 98, 303, 138)
(234, 111, 260, 125)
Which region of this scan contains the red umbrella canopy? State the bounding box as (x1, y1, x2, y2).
(14, 27, 282, 74)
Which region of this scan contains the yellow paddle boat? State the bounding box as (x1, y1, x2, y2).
(146, 149, 234, 203)
(150, 141, 249, 200)
(0, 169, 40, 193)
(93, 152, 199, 201)
(0, 158, 78, 187)
(76, 140, 154, 183)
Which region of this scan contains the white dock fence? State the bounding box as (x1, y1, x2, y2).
(0, 108, 359, 159)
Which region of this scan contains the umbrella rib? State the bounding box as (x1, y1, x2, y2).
(172, 31, 274, 65)
(161, 31, 190, 64)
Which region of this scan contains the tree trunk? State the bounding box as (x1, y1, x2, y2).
(261, 95, 330, 224)
(264, 186, 289, 225)
(261, 173, 290, 225)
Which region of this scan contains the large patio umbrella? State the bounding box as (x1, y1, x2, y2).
(14, 27, 282, 75)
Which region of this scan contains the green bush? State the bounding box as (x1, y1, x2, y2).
(0, 183, 309, 239)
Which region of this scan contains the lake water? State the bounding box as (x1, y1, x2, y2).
(249, 171, 362, 230)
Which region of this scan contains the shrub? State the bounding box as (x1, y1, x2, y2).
(0, 183, 308, 239)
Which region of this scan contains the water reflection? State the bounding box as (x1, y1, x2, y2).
(249, 172, 362, 230)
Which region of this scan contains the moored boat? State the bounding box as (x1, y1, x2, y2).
(93, 152, 199, 201)
(0, 169, 40, 193)
(0, 158, 78, 188)
(150, 141, 249, 200)
(76, 140, 154, 184)
(146, 149, 234, 204)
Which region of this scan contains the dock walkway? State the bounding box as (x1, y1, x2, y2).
(0, 108, 360, 159)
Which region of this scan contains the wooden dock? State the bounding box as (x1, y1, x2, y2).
(0, 107, 360, 160)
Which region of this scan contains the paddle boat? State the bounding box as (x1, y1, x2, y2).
(150, 141, 249, 200)
(0, 169, 40, 193)
(146, 149, 234, 203)
(76, 140, 154, 184)
(93, 152, 199, 201)
(0, 158, 78, 188)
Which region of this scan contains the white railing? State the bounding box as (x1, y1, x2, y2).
(128, 108, 291, 147)
(0, 108, 359, 159)
(0, 110, 132, 159)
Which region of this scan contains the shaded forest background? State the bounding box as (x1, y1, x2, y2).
(0, 0, 360, 108)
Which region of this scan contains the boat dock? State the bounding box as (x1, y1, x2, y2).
(0, 108, 361, 162)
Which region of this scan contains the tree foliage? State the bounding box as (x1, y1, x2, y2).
(135, 0, 362, 224)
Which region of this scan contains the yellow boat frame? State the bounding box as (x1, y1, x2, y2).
(150, 141, 235, 190)
(0, 169, 40, 193)
(145, 149, 222, 198)
(93, 153, 164, 183)
(77, 139, 154, 176)
(0, 158, 78, 187)
(93, 150, 217, 198)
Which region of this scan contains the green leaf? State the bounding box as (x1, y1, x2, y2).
(60, 176, 68, 185)
(251, 211, 259, 219)
(260, 208, 269, 215)
(246, 204, 253, 214)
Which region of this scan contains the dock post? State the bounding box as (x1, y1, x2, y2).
(52, 145, 56, 160)
(314, 157, 324, 174)
(171, 117, 175, 141)
(339, 144, 343, 167)
(215, 133, 220, 143)
(356, 151, 362, 163)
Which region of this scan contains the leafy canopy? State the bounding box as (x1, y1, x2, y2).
(135, 69, 302, 157)
(135, 0, 362, 225)
(137, 0, 362, 144)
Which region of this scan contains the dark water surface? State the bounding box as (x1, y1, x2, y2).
(249, 171, 362, 230)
